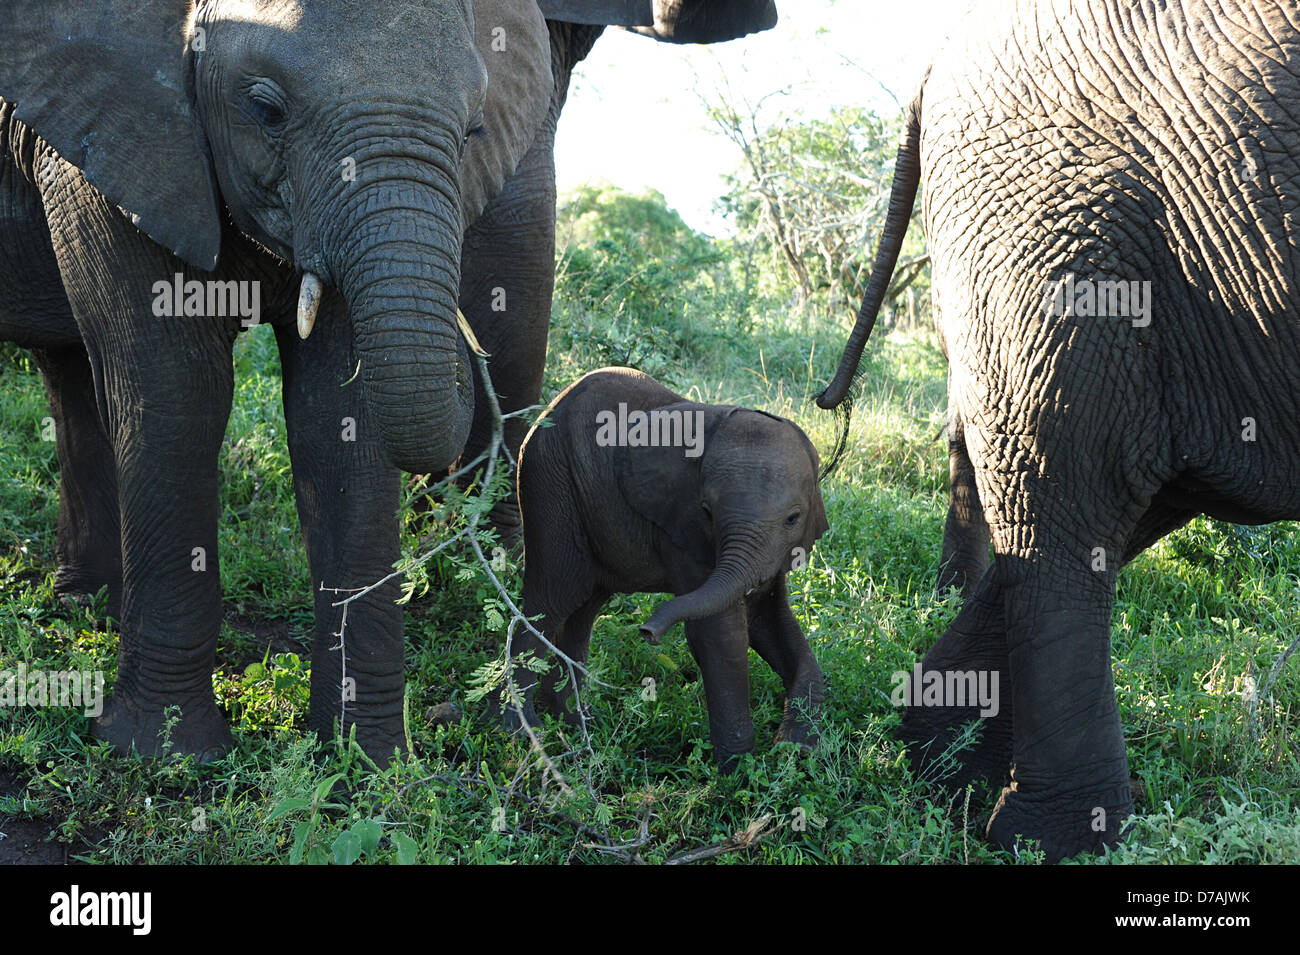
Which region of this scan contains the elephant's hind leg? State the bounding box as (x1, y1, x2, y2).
(983, 552, 1132, 863)
(534, 590, 607, 729)
(30, 344, 123, 619)
(898, 568, 1012, 793)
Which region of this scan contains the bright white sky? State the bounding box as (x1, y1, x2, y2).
(554, 0, 972, 235)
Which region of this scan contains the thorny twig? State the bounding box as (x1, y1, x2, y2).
(321, 311, 611, 806)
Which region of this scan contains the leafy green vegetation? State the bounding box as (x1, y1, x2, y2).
(0, 184, 1296, 865)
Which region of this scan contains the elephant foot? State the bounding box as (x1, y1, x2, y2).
(93, 692, 232, 763)
(713, 747, 754, 774)
(498, 696, 542, 735)
(53, 568, 122, 621)
(898, 704, 1013, 794)
(985, 779, 1133, 863)
(774, 705, 819, 751)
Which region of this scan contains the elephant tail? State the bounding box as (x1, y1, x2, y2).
(815, 71, 927, 475)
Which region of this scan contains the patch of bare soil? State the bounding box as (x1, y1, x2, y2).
(0, 770, 99, 865)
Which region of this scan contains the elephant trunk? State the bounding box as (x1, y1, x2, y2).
(639, 522, 770, 643)
(329, 179, 474, 475)
(818, 79, 926, 410)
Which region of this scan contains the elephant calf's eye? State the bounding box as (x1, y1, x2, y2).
(785, 511, 801, 526)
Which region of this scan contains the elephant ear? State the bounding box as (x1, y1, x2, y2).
(749, 410, 828, 554)
(460, 0, 552, 228)
(794, 424, 830, 549)
(613, 404, 741, 567)
(537, 1, 777, 43)
(0, 1, 222, 269)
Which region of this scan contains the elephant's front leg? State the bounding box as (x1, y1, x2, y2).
(456, 109, 560, 545)
(30, 343, 123, 618)
(685, 607, 755, 771)
(746, 576, 823, 749)
(41, 166, 235, 760)
(276, 307, 406, 766)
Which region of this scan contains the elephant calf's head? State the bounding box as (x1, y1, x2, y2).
(641, 409, 829, 640)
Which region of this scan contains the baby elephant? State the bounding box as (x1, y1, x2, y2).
(512, 366, 828, 768)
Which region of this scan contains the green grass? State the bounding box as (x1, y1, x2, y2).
(1, 284, 1298, 865)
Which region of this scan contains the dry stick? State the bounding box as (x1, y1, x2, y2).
(1248, 632, 1300, 737)
(664, 814, 775, 866)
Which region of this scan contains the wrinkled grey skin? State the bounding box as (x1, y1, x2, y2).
(460, 0, 779, 538)
(821, 0, 1300, 861)
(1, 0, 551, 764)
(512, 367, 828, 769)
(0, 1, 778, 766)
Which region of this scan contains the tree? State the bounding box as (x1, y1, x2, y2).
(709, 88, 929, 326)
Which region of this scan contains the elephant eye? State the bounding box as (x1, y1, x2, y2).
(785, 511, 801, 526)
(245, 83, 288, 131)
(463, 116, 486, 147)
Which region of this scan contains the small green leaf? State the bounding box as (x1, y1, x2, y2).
(290, 820, 310, 865)
(353, 818, 382, 856)
(333, 829, 362, 865)
(268, 797, 312, 822)
(313, 772, 347, 802)
(392, 831, 419, 865)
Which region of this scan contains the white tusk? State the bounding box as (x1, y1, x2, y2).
(297, 272, 324, 340)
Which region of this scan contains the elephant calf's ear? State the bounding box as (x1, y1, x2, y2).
(797, 427, 830, 546)
(0, 2, 223, 269)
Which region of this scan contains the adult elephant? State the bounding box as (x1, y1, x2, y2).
(820, 0, 1300, 861)
(0, 0, 777, 765)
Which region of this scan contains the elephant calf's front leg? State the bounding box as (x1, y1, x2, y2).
(685, 607, 755, 771)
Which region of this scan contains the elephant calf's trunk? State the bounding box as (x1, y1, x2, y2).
(640, 551, 758, 643)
